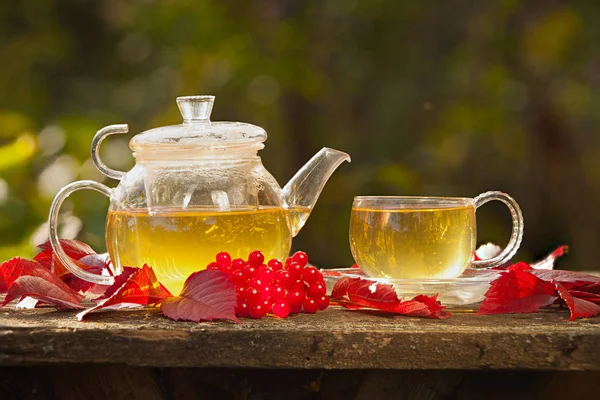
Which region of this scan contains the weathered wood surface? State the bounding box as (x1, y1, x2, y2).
(1, 307, 599, 370)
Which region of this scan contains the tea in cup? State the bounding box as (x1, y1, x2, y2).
(349, 191, 523, 279)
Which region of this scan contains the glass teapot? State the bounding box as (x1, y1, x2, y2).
(48, 95, 350, 293)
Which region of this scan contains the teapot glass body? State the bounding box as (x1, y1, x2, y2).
(48, 96, 350, 294)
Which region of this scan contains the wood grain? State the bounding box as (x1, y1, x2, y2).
(1, 307, 599, 370)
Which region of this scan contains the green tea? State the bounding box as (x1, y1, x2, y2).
(106, 206, 296, 294)
(349, 205, 476, 279)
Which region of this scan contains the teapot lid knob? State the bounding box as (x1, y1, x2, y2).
(176, 95, 214, 123)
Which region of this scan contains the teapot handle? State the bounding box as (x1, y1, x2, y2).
(92, 124, 129, 180)
(48, 180, 116, 285)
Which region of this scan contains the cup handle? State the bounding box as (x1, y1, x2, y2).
(48, 180, 115, 285)
(470, 191, 524, 269)
(92, 124, 129, 180)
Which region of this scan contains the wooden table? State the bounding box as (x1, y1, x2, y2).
(1, 307, 599, 399)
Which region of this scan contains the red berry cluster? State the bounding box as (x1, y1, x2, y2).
(207, 250, 329, 319)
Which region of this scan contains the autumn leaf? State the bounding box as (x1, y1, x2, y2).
(160, 270, 239, 323)
(2, 262, 84, 309)
(479, 264, 600, 320)
(346, 278, 399, 309)
(575, 282, 600, 294)
(554, 281, 600, 321)
(34, 239, 95, 268)
(34, 239, 112, 293)
(506, 262, 533, 272)
(77, 265, 172, 320)
(478, 270, 558, 315)
(0, 257, 40, 293)
(92, 266, 138, 303)
(330, 277, 356, 299)
(529, 269, 600, 290)
(530, 245, 569, 270)
(568, 290, 600, 303)
(331, 277, 450, 319)
(387, 294, 450, 318)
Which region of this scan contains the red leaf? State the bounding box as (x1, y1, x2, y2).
(77, 265, 172, 320)
(572, 283, 600, 294)
(2, 263, 84, 309)
(507, 262, 533, 272)
(387, 294, 451, 319)
(568, 290, 600, 304)
(554, 281, 600, 321)
(330, 277, 449, 319)
(346, 279, 399, 309)
(61, 254, 112, 293)
(34, 239, 95, 268)
(331, 277, 356, 299)
(0, 257, 40, 292)
(160, 270, 239, 323)
(530, 245, 569, 270)
(529, 270, 600, 290)
(34, 240, 113, 293)
(478, 270, 557, 314)
(92, 266, 138, 303)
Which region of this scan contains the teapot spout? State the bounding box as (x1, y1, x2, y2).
(282, 147, 351, 236)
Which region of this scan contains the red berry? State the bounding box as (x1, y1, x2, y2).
(257, 265, 275, 283)
(315, 273, 325, 284)
(285, 257, 292, 268)
(290, 302, 303, 314)
(261, 297, 273, 309)
(220, 264, 233, 275)
(268, 258, 284, 271)
(260, 285, 274, 302)
(272, 300, 291, 318)
(243, 265, 258, 281)
(249, 304, 267, 319)
(302, 267, 320, 285)
(231, 258, 246, 271)
(290, 279, 305, 291)
(315, 295, 330, 310)
(249, 277, 267, 289)
(308, 282, 326, 297)
(248, 250, 265, 266)
(207, 262, 219, 271)
(287, 262, 303, 279)
(236, 286, 246, 298)
(271, 285, 286, 301)
(244, 287, 262, 306)
(232, 270, 245, 285)
(286, 289, 305, 306)
(216, 252, 232, 269)
(291, 251, 308, 267)
(303, 298, 319, 314)
(274, 270, 292, 287)
(235, 300, 250, 317)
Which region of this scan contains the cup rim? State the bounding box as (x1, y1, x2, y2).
(354, 195, 473, 201)
(352, 196, 474, 207)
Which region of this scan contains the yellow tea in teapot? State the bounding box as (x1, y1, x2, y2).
(106, 206, 297, 294)
(349, 205, 476, 279)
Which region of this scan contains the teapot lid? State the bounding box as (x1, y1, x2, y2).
(129, 95, 267, 154)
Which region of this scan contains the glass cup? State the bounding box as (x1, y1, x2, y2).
(349, 191, 523, 279)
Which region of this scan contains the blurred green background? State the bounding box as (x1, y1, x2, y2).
(1, 0, 598, 271)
